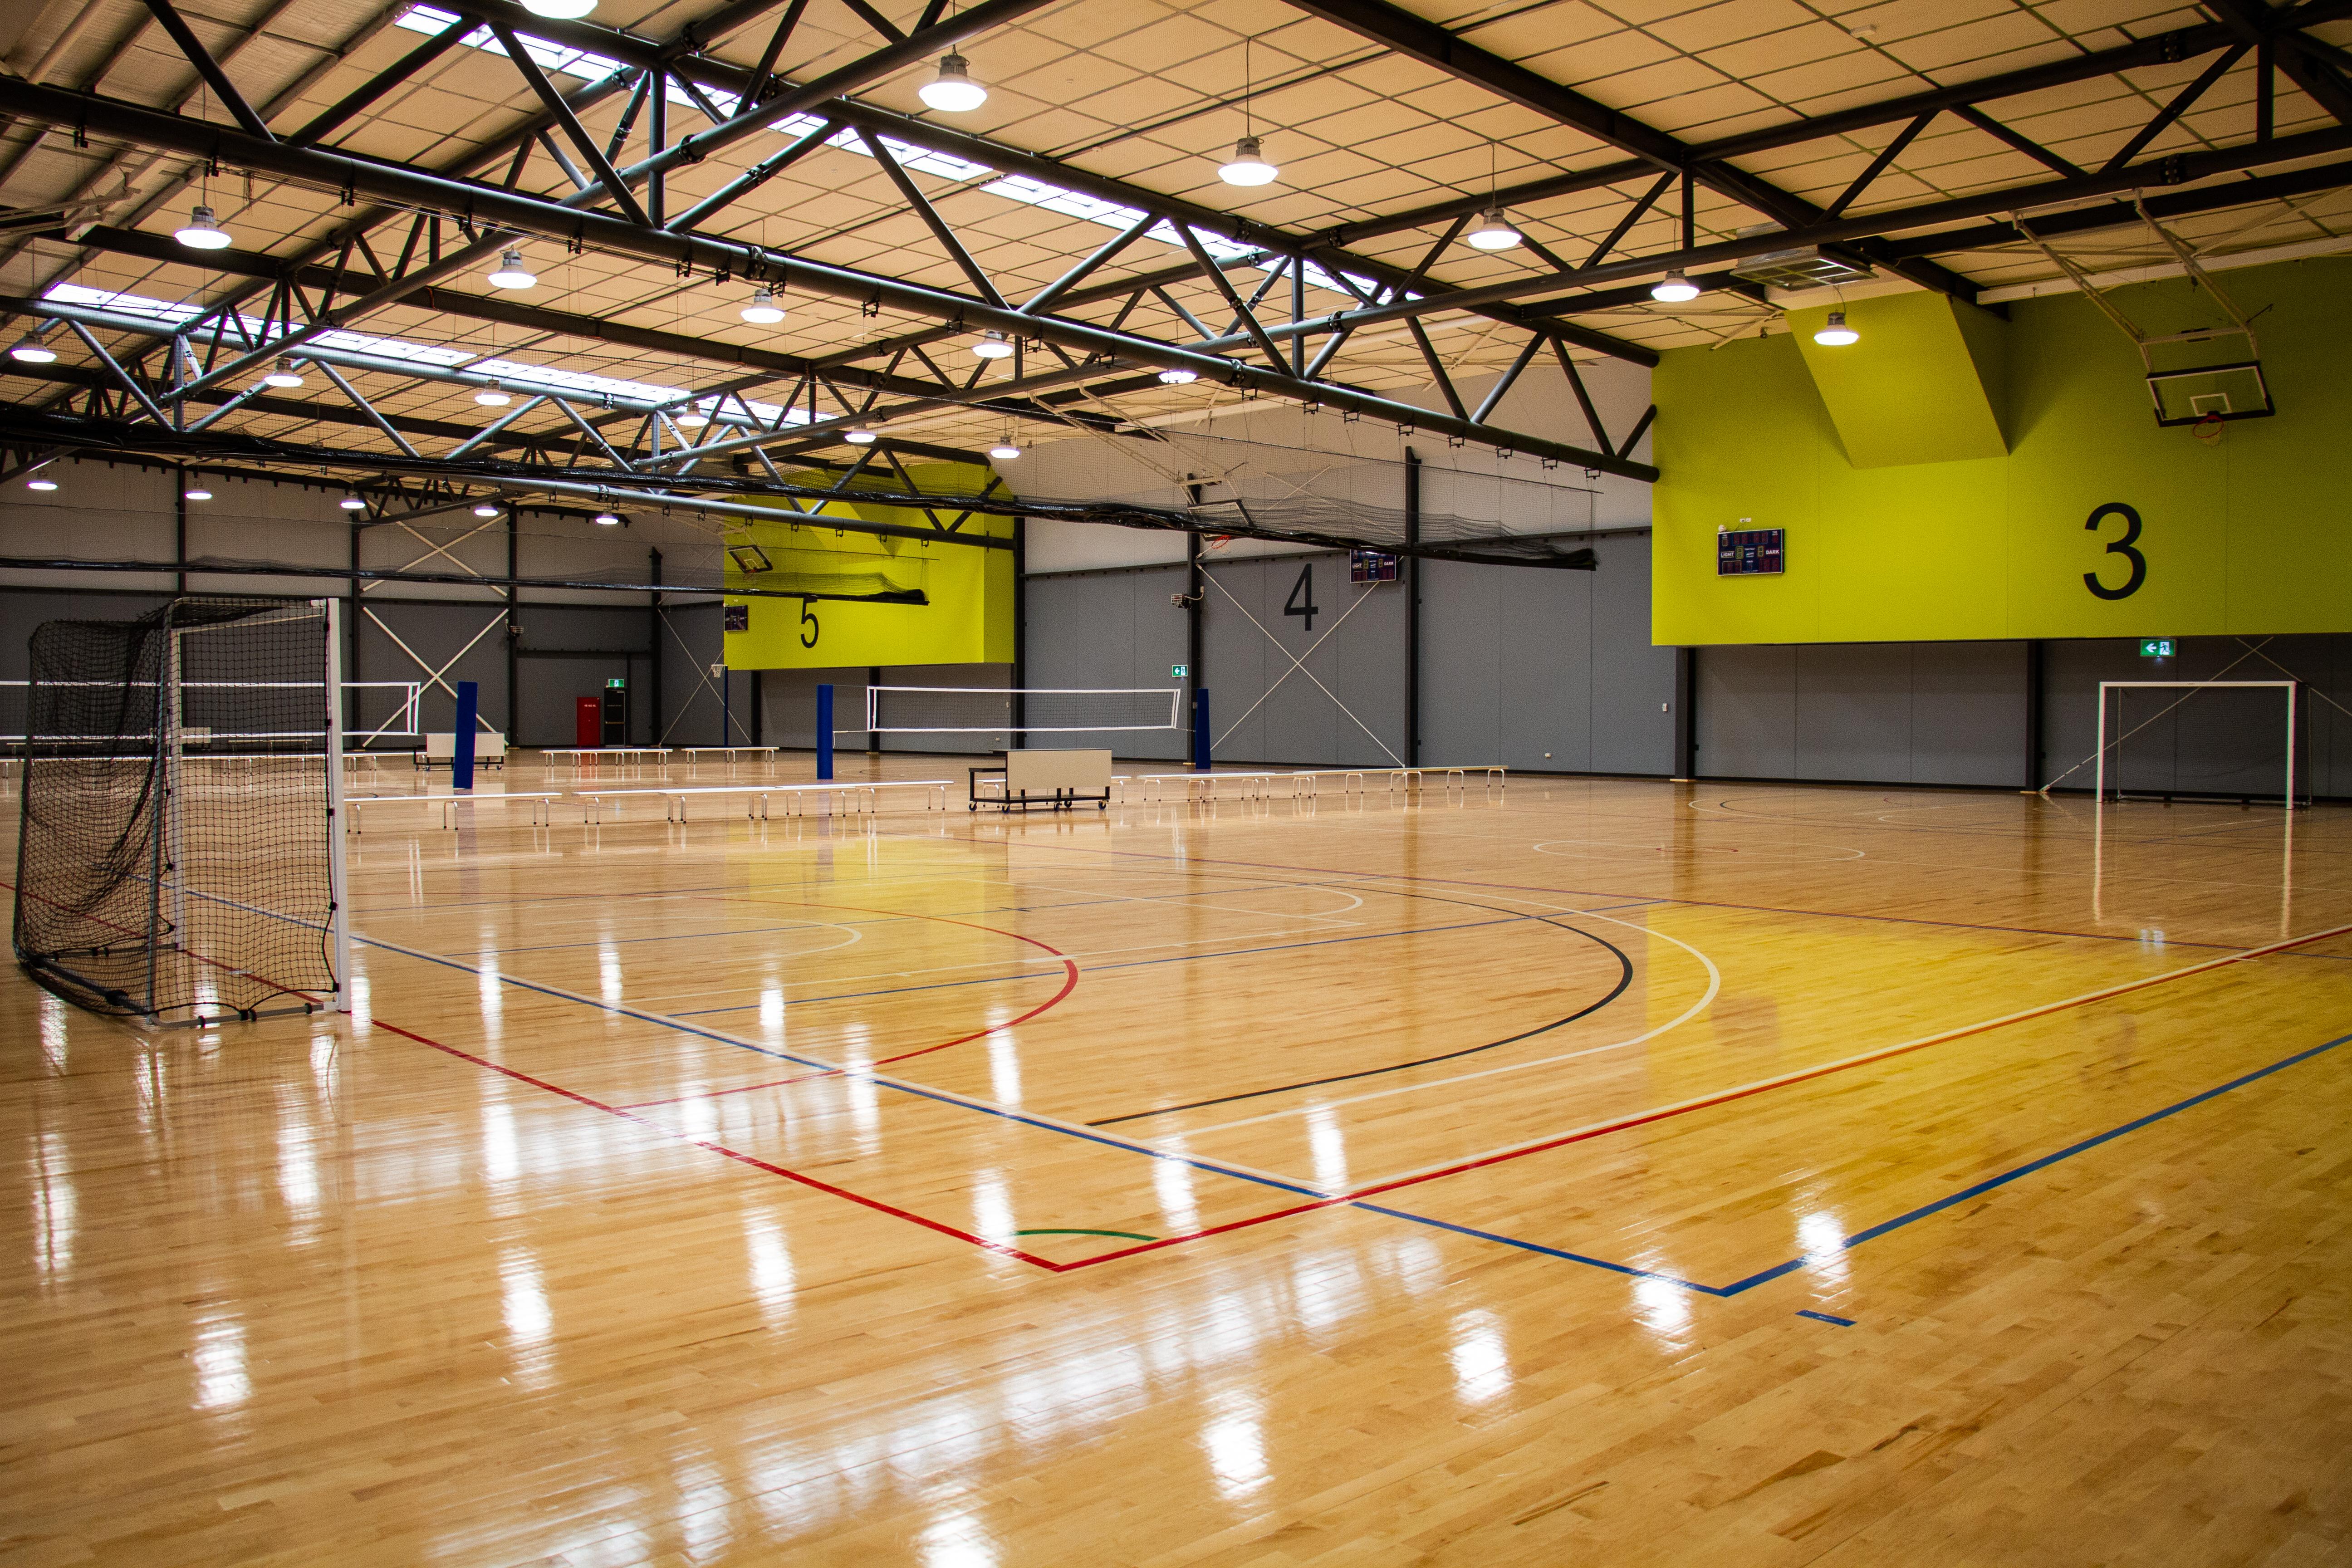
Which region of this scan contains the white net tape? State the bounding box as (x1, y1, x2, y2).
(865, 686, 1182, 734)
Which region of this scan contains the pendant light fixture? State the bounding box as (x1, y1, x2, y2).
(1219, 36, 1278, 186)
(844, 429, 877, 444)
(25, 471, 58, 491)
(971, 330, 1014, 360)
(741, 288, 785, 323)
(989, 433, 1022, 461)
(1463, 144, 1519, 250)
(339, 492, 367, 510)
(263, 355, 305, 387)
(486, 248, 536, 289)
(1465, 206, 1519, 250)
(184, 481, 214, 501)
(593, 511, 622, 526)
(920, 52, 988, 112)
(1157, 367, 1199, 384)
(676, 407, 710, 428)
(472, 501, 501, 518)
(176, 204, 230, 250)
(1813, 309, 1858, 346)
(1651, 273, 1700, 302)
(9, 334, 56, 363)
(475, 379, 511, 407)
(520, 0, 596, 17)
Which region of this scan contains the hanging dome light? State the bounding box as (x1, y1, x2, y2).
(520, 0, 596, 17)
(471, 501, 502, 518)
(263, 354, 305, 388)
(338, 492, 366, 510)
(486, 248, 536, 289)
(1156, 367, 1199, 384)
(989, 435, 1022, 461)
(1651, 273, 1701, 303)
(971, 330, 1014, 360)
(1219, 135, 1278, 187)
(474, 379, 511, 407)
(1465, 206, 1520, 251)
(741, 288, 785, 324)
(9, 335, 56, 363)
(176, 205, 230, 250)
(593, 511, 622, 526)
(919, 52, 988, 113)
(184, 482, 213, 501)
(844, 429, 877, 444)
(676, 408, 710, 428)
(25, 473, 58, 492)
(1813, 309, 1858, 346)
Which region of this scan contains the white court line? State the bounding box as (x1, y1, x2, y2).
(1350, 916, 2352, 1196)
(1168, 886, 1724, 1138)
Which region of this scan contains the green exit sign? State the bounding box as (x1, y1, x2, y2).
(1171, 663, 1189, 678)
(606, 677, 627, 688)
(2139, 639, 2174, 658)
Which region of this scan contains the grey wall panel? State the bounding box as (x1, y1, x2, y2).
(1023, 567, 1190, 760)
(1911, 641, 2028, 786)
(1794, 643, 1914, 784)
(355, 600, 512, 741)
(1589, 535, 1676, 774)
(1202, 551, 1406, 768)
(1494, 560, 1594, 771)
(1417, 560, 1501, 766)
(657, 603, 726, 749)
(1696, 644, 1798, 779)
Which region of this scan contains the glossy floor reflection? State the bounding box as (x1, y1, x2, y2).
(5, 761, 2351, 1565)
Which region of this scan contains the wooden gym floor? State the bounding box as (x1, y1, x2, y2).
(4, 755, 2350, 1565)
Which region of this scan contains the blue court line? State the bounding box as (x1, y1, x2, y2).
(1359, 1027, 2352, 1299)
(360, 933, 1328, 1205)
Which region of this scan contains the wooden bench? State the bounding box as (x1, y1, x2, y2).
(347, 791, 562, 832)
(539, 746, 671, 780)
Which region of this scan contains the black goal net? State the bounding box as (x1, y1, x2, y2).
(12, 597, 341, 1023)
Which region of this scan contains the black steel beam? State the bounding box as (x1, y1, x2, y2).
(0, 80, 1652, 476)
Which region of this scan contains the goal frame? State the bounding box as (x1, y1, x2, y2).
(2094, 679, 2297, 809)
(862, 684, 1184, 735)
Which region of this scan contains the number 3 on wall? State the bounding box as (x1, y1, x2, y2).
(2083, 502, 2146, 600)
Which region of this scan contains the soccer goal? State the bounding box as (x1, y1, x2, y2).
(2094, 680, 2298, 808)
(864, 685, 1183, 740)
(12, 596, 352, 1024)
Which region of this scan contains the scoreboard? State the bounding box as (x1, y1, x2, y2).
(1716, 528, 1784, 576)
(1350, 549, 1401, 584)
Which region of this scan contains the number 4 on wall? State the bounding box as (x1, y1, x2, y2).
(1284, 563, 1320, 631)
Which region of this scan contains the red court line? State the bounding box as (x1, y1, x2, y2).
(611, 897, 1082, 1108)
(364, 1013, 1070, 1269)
(1049, 915, 2352, 1269)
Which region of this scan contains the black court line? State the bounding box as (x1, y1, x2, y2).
(1088, 892, 1636, 1127)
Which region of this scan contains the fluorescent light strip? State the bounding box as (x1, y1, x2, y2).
(391, 5, 1383, 298)
(45, 282, 806, 425)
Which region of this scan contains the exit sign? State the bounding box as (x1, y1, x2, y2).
(606, 677, 627, 688)
(1171, 663, 1189, 678)
(2139, 639, 2174, 657)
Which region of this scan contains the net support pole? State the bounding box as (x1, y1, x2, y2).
(453, 681, 478, 791)
(816, 683, 834, 780)
(1193, 688, 1211, 772)
(322, 598, 353, 1013)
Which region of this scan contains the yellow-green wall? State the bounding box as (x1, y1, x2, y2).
(721, 462, 1014, 669)
(1652, 257, 2352, 645)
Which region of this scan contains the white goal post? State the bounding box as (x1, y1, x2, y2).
(863, 685, 1184, 735)
(2095, 680, 2297, 809)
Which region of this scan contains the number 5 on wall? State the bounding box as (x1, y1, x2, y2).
(2083, 502, 2147, 600)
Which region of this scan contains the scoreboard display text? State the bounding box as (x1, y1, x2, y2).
(1349, 549, 1401, 584)
(1716, 528, 1785, 576)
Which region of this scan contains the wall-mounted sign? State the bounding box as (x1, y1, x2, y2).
(2139, 638, 2175, 657)
(1171, 663, 1189, 678)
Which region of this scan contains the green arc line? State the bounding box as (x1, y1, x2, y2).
(1012, 1228, 1156, 1242)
